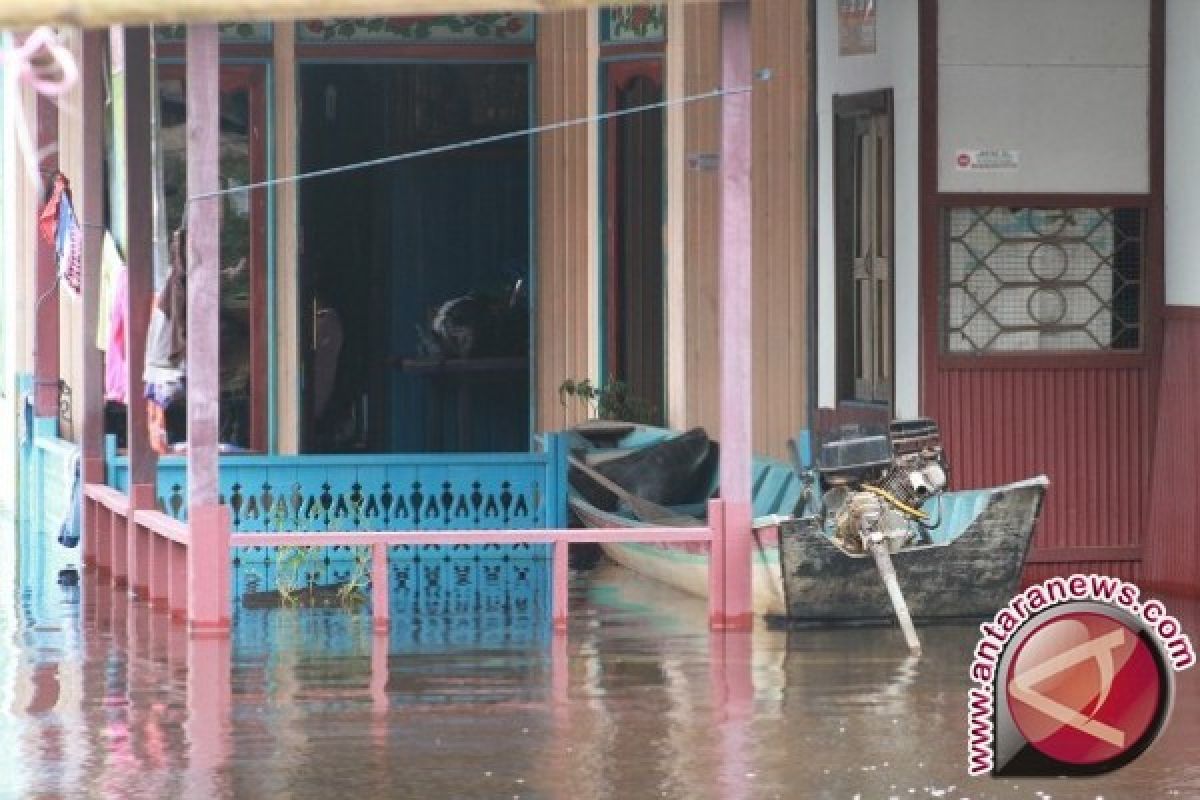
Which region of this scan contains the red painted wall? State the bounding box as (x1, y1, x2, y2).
(931, 365, 1153, 580)
(1143, 313, 1200, 596)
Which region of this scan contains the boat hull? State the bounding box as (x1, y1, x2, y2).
(779, 477, 1047, 623)
(598, 539, 787, 617)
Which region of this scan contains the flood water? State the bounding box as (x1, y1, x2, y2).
(3, 527, 1199, 799)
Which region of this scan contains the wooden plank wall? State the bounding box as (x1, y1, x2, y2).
(932, 366, 1152, 578)
(535, 10, 595, 432)
(1143, 313, 1200, 595)
(274, 24, 300, 453)
(680, 0, 810, 460)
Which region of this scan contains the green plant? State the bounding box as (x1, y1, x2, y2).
(335, 546, 371, 607)
(558, 377, 658, 424)
(274, 545, 317, 607)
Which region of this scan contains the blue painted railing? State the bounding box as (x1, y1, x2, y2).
(105, 434, 569, 535)
(18, 373, 79, 540)
(25, 423, 78, 539)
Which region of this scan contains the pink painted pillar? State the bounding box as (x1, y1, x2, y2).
(79, 30, 108, 522)
(170, 541, 188, 619)
(123, 26, 158, 592)
(714, 0, 754, 631)
(186, 24, 231, 634)
(552, 540, 569, 631)
(95, 506, 112, 571)
(149, 532, 168, 606)
(371, 542, 390, 633)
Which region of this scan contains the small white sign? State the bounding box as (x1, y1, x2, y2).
(955, 148, 1020, 171)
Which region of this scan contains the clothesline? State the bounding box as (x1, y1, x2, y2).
(187, 82, 759, 204)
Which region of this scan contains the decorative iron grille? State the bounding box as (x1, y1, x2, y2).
(942, 207, 1142, 353)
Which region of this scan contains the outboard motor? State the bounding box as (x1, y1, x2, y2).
(817, 419, 949, 555)
(814, 418, 950, 653)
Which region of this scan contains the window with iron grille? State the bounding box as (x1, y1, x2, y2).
(941, 207, 1143, 353)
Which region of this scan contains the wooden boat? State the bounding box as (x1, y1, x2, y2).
(779, 475, 1048, 623)
(566, 422, 1049, 624)
(564, 423, 803, 616)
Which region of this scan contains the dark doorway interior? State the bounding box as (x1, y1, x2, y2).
(604, 60, 665, 424)
(300, 63, 531, 454)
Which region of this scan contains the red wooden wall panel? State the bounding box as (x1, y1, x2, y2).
(933, 367, 1152, 562)
(1143, 315, 1200, 596)
(1022, 561, 1142, 587)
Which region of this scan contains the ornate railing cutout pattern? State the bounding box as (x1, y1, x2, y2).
(110, 453, 555, 532)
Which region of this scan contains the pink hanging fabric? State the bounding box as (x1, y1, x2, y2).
(104, 265, 129, 404)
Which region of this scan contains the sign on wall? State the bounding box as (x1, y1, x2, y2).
(954, 148, 1021, 172)
(838, 0, 876, 56)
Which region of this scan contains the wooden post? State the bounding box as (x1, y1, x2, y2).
(715, 0, 754, 631)
(79, 31, 107, 482)
(33, 93, 59, 419)
(123, 26, 157, 591)
(186, 24, 231, 634)
(79, 31, 108, 570)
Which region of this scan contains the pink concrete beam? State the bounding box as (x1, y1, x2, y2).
(229, 526, 712, 548)
(716, 0, 754, 631)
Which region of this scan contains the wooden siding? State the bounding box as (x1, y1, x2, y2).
(931, 366, 1153, 578)
(274, 24, 300, 454)
(534, 10, 594, 432)
(678, 0, 810, 460)
(1143, 313, 1200, 595)
(1023, 560, 1142, 586)
(681, 1, 722, 438)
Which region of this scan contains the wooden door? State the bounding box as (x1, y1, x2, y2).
(605, 59, 665, 422)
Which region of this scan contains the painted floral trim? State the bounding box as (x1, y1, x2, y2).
(603, 5, 666, 43)
(297, 15, 533, 43)
(155, 22, 272, 43)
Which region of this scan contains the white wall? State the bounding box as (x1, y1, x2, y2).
(938, 0, 1149, 194)
(1166, 0, 1200, 306)
(816, 0, 921, 417)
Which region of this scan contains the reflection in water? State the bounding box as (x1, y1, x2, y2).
(4, 526, 1200, 799)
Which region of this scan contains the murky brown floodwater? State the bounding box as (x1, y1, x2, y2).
(3, 525, 1199, 799)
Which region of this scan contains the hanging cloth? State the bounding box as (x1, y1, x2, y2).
(37, 172, 66, 244)
(96, 232, 123, 351)
(143, 229, 188, 455)
(55, 190, 83, 296)
(104, 264, 128, 404)
(143, 228, 187, 387)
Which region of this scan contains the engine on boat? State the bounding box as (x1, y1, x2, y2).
(816, 419, 949, 554)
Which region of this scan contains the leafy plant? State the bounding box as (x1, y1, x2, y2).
(558, 377, 658, 424)
(274, 545, 317, 607)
